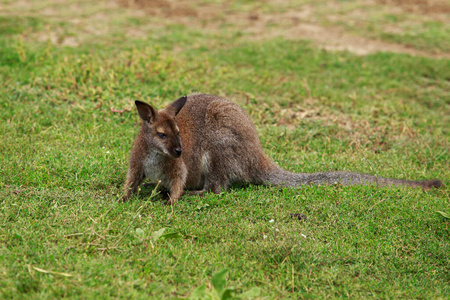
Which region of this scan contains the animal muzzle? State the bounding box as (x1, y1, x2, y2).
(173, 147, 182, 158)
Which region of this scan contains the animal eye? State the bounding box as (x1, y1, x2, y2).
(157, 132, 167, 139)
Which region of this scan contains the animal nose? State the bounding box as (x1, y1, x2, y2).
(174, 148, 182, 157)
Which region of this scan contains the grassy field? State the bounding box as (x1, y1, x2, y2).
(1, 0, 449, 298)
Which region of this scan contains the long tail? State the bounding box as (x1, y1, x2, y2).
(258, 165, 443, 190)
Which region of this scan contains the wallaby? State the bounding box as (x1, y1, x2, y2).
(123, 94, 442, 204)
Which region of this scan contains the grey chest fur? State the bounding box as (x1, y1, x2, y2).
(142, 152, 168, 186)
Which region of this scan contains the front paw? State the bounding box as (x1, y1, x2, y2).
(165, 199, 175, 206)
(120, 191, 133, 202)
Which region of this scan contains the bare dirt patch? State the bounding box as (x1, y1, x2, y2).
(117, 0, 450, 59)
(118, 0, 198, 17)
(230, 13, 450, 58)
(3, 0, 448, 58)
(376, 0, 450, 14)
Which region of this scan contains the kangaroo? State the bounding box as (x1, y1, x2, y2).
(123, 94, 443, 204)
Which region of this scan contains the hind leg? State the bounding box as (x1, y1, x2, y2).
(199, 159, 230, 194)
(184, 180, 227, 196)
(204, 178, 228, 194)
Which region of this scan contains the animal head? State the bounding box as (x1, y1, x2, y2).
(135, 96, 187, 158)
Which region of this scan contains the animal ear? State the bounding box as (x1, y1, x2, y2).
(163, 96, 187, 116)
(135, 100, 158, 123)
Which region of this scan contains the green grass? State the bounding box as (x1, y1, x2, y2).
(1, 0, 449, 299)
(336, 13, 450, 54)
(316, 0, 450, 54)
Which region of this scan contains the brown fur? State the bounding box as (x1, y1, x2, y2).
(123, 94, 443, 204)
